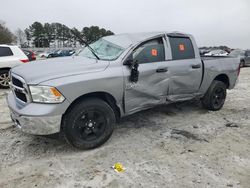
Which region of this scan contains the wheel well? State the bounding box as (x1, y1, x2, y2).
(0, 67, 11, 72)
(64, 92, 121, 121)
(214, 74, 230, 88)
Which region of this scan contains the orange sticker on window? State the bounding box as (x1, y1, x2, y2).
(151, 49, 158, 56)
(179, 44, 185, 51)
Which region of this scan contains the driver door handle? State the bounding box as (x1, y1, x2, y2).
(192, 64, 201, 69)
(156, 68, 168, 73)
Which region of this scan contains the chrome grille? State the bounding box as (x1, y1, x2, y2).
(12, 76, 23, 88)
(15, 91, 27, 103)
(10, 73, 31, 104)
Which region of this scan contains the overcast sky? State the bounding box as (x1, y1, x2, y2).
(1, 0, 249, 48)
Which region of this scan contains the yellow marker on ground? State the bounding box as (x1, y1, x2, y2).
(112, 163, 125, 172)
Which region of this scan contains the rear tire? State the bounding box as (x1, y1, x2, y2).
(240, 60, 245, 67)
(0, 69, 10, 89)
(62, 98, 115, 149)
(202, 80, 227, 111)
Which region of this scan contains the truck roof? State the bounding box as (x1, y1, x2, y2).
(0, 44, 19, 47)
(103, 31, 189, 48)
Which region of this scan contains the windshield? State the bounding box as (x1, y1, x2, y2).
(77, 38, 124, 60)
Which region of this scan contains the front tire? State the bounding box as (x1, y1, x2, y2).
(202, 80, 227, 111)
(62, 98, 115, 149)
(0, 69, 10, 89)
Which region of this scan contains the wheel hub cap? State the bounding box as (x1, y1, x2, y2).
(88, 122, 93, 128)
(0, 73, 10, 87)
(74, 111, 107, 141)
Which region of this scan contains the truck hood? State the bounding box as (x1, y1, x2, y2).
(11, 56, 110, 84)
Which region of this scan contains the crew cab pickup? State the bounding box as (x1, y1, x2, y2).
(7, 32, 240, 149)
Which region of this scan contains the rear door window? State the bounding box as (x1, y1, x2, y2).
(0, 47, 13, 57)
(132, 38, 165, 64)
(168, 37, 195, 60)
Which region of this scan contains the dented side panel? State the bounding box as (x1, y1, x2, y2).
(166, 58, 203, 101)
(200, 57, 240, 93)
(163, 35, 203, 101)
(123, 61, 170, 114)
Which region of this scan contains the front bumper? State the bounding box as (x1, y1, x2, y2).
(7, 92, 70, 135)
(10, 110, 61, 135)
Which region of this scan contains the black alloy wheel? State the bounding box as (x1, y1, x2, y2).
(202, 80, 227, 111)
(62, 98, 115, 149)
(73, 110, 107, 142)
(211, 87, 226, 109)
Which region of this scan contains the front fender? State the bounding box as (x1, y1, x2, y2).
(40, 65, 124, 115)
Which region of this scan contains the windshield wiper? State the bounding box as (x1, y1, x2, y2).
(71, 29, 100, 60)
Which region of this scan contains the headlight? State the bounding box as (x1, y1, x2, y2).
(29, 86, 65, 103)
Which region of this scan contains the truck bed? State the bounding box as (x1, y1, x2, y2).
(201, 55, 232, 61)
(199, 55, 240, 94)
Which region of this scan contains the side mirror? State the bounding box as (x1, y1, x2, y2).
(124, 54, 140, 82)
(130, 62, 139, 82)
(124, 54, 134, 66)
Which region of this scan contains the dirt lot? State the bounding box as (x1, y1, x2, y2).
(0, 68, 249, 188)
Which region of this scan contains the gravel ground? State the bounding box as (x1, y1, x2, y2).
(0, 68, 249, 188)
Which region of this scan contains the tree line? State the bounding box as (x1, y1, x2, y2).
(0, 21, 16, 44)
(0, 21, 114, 48)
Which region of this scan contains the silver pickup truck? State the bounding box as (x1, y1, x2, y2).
(7, 32, 240, 149)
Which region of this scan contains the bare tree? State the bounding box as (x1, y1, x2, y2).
(15, 28, 26, 46)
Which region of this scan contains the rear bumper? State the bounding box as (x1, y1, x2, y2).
(7, 92, 69, 135)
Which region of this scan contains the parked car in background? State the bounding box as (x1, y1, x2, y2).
(229, 49, 250, 67)
(55, 49, 74, 57)
(48, 49, 75, 58)
(68, 50, 75, 56)
(46, 50, 59, 58)
(38, 51, 53, 58)
(204, 49, 228, 56)
(0, 45, 29, 88)
(33, 50, 44, 56)
(22, 50, 36, 61)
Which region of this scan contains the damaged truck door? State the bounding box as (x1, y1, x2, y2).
(123, 34, 203, 113)
(123, 36, 170, 113)
(166, 35, 203, 100)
